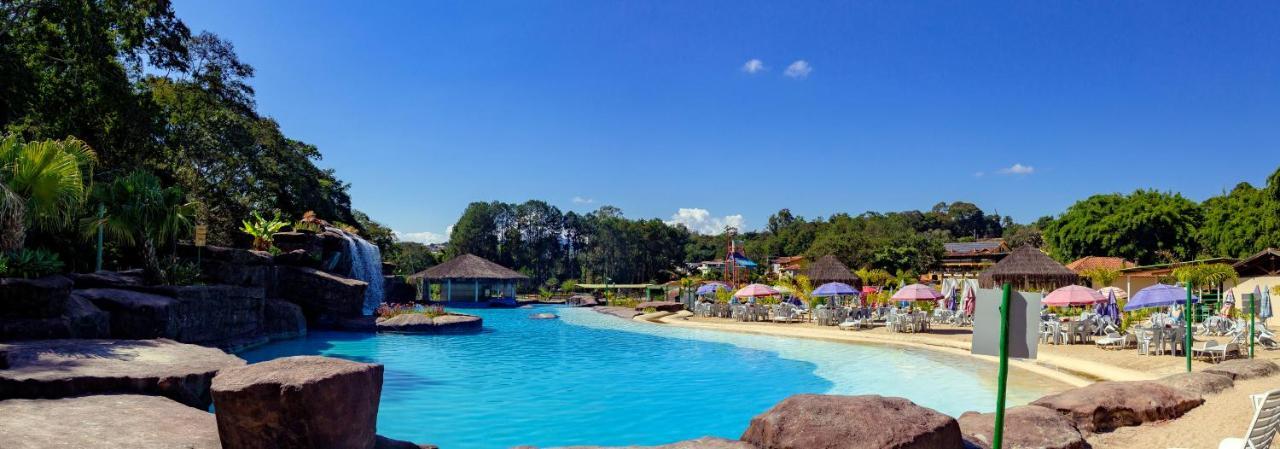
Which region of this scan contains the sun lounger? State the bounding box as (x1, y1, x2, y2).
(1095, 331, 1134, 350)
(1194, 332, 1244, 363)
(1219, 388, 1280, 449)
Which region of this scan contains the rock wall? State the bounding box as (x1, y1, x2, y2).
(74, 285, 265, 345)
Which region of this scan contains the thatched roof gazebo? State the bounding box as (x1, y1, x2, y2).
(805, 255, 862, 288)
(408, 254, 529, 304)
(978, 245, 1081, 291)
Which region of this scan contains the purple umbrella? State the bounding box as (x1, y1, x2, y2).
(1095, 289, 1119, 322)
(811, 282, 858, 297)
(695, 282, 728, 295)
(1124, 283, 1199, 311)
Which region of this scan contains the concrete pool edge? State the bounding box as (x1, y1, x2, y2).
(605, 311, 1154, 388)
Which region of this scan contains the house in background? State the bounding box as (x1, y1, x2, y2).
(771, 256, 806, 278)
(1227, 248, 1280, 298)
(1066, 256, 1135, 286)
(931, 239, 1009, 281)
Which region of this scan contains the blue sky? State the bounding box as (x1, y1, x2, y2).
(173, 1, 1280, 243)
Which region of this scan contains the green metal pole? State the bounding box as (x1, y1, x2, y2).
(1185, 283, 1193, 373)
(992, 282, 1012, 449)
(95, 204, 104, 272)
(1251, 294, 1257, 359)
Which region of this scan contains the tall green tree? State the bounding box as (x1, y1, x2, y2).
(1044, 190, 1202, 265)
(1197, 182, 1278, 258)
(86, 170, 197, 284)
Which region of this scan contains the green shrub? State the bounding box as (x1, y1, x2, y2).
(240, 210, 288, 251)
(3, 248, 64, 278)
(0, 254, 7, 276)
(376, 304, 446, 319)
(163, 260, 203, 286)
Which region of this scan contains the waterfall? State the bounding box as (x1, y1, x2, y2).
(335, 229, 385, 315)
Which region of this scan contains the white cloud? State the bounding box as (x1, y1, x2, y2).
(394, 230, 448, 244)
(572, 196, 595, 204)
(664, 208, 746, 235)
(973, 171, 985, 178)
(997, 163, 1035, 175)
(783, 60, 812, 79)
(741, 58, 765, 74)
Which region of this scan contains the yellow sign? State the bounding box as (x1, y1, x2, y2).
(194, 225, 208, 247)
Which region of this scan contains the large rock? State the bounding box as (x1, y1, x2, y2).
(274, 231, 325, 260)
(76, 285, 266, 344)
(0, 338, 245, 408)
(273, 266, 367, 323)
(0, 394, 221, 449)
(376, 313, 482, 333)
(548, 437, 757, 448)
(68, 269, 146, 289)
(0, 275, 72, 318)
(212, 355, 384, 449)
(264, 298, 307, 341)
(375, 435, 439, 449)
(1156, 371, 1235, 395)
(1205, 359, 1280, 380)
(385, 275, 416, 303)
(958, 405, 1088, 449)
(180, 244, 275, 287)
(635, 301, 685, 312)
(0, 294, 110, 341)
(741, 394, 963, 449)
(1030, 381, 1204, 434)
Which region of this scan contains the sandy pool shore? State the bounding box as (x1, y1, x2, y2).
(627, 312, 1280, 449)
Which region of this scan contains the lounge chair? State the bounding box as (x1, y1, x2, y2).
(1219, 388, 1280, 449)
(1194, 332, 1245, 363)
(1095, 330, 1134, 350)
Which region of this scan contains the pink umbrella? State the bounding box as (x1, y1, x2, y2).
(892, 283, 943, 301)
(1043, 285, 1106, 307)
(734, 283, 780, 298)
(963, 285, 976, 316)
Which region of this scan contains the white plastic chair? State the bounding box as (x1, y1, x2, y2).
(1220, 389, 1280, 449)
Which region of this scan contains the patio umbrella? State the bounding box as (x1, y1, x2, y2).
(1124, 283, 1198, 311)
(695, 282, 728, 295)
(811, 282, 858, 297)
(1098, 286, 1128, 300)
(1095, 290, 1119, 322)
(1043, 285, 1106, 307)
(1220, 290, 1235, 316)
(1261, 288, 1274, 320)
(734, 283, 780, 299)
(892, 283, 943, 302)
(962, 285, 977, 316)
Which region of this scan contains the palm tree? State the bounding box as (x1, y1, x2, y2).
(0, 134, 97, 251)
(85, 171, 198, 284)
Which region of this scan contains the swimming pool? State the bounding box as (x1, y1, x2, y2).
(238, 306, 1066, 448)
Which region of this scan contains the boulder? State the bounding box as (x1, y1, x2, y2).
(385, 275, 417, 303)
(1030, 381, 1204, 434)
(0, 275, 72, 319)
(635, 301, 685, 312)
(1156, 372, 1234, 396)
(212, 356, 384, 449)
(569, 295, 600, 307)
(375, 435, 440, 449)
(0, 338, 245, 408)
(550, 437, 757, 448)
(0, 395, 221, 449)
(958, 405, 1088, 449)
(382, 261, 397, 276)
(0, 294, 110, 341)
(595, 306, 640, 320)
(1205, 359, 1280, 380)
(264, 298, 307, 341)
(68, 269, 145, 289)
(274, 248, 320, 268)
(76, 285, 265, 344)
(273, 266, 367, 322)
(376, 313, 482, 333)
(180, 244, 275, 287)
(741, 394, 963, 449)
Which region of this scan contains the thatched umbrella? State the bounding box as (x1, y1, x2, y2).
(805, 255, 862, 288)
(978, 245, 1080, 291)
(408, 254, 529, 303)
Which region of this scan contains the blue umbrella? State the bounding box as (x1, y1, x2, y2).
(695, 282, 727, 295)
(811, 282, 858, 297)
(1124, 283, 1199, 311)
(1261, 287, 1274, 320)
(1095, 289, 1119, 322)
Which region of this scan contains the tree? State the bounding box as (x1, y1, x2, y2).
(0, 134, 96, 251)
(1044, 190, 1201, 265)
(1198, 182, 1279, 258)
(86, 170, 197, 284)
(1080, 267, 1120, 288)
(386, 242, 437, 276)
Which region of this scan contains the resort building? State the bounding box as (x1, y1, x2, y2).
(978, 245, 1080, 292)
(771, 256, 806, 278)
(1227, 248, 1280, 298)
(1113, 257, 1239, 296)
(930, 239, 1009, 281)
(408, 254, 529, 304)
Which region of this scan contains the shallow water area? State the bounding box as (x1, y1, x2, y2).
(239, 306, 1065, 448)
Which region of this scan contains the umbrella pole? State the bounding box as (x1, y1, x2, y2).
(1185, 283, 1193, 373)
(1251, 294, 1256, 359)
(993, 282, 1012, 449)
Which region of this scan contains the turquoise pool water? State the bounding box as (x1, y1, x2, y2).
(239, 306, 1064, 448)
